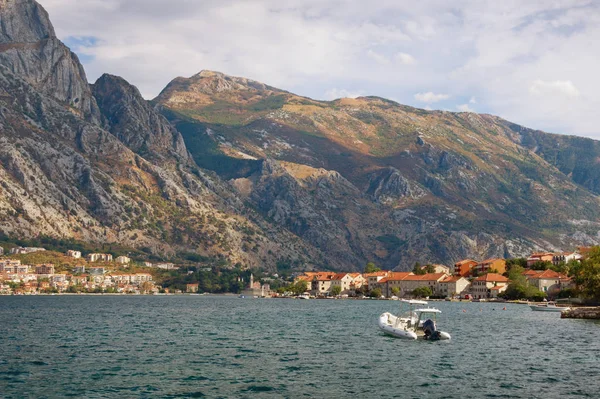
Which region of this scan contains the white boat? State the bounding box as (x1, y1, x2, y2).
(529, 301, 570, 312)
(378, 300, 451, 340)
(298, 293, 310, 299)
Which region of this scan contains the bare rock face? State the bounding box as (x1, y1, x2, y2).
(92, 74, 191, 166)
(0, 0, 100, 122)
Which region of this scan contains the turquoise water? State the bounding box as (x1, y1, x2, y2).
(1, 296, 599, 398)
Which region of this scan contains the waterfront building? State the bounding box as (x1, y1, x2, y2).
(186, 283, 199, 293)
(395, 273, 448, 297)
(438, 276, 470, 298)
(454, 259, 477, 276)
(363, 271, 391, 291)
(471, 273, 509, 299)
(377, 272, 412, 297)
(524, 269, 572, 296)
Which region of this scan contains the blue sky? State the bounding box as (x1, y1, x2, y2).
(41, 0, 600, 138)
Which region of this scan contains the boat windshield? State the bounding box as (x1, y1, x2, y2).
(400, 299, 429, 305)
(414, 308, 442, 314)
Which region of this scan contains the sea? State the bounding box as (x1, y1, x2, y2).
(0, 296, 599, 399)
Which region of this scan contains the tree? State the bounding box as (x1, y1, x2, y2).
(412, 262, 426, 275)
(425, 264, 435, 273)
(330, 285, 342, 296)
(369, 288, 382, 298)
(364, 262, 381, 273)
(412, 286, 432, 298)
(140, 281, 153, 294)
(569, 247, 600, 300)
(390, 287, 400, 297)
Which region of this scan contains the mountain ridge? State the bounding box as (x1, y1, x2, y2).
(2, 0, 600, 271)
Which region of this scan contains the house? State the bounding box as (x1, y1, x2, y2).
(420, 264, 451, 274)
(155, 263, 177, 270)
(330, 273, 353, 295)
(525, 269, 571, 296)
(73, 265, 85, 274)
(66, 250, 82, 259)
(186, 283, 199, 293)
(35, 264, 55, 275)
(471, 273, 509, 299)
(438, 276, 470, 298)
(115, 256, 131, 265)
(377, 272, 412, 297)
(87, 253, 113, 262)
(311, 272, 336, 296)
(363, 271, 391, 291)
(10, 247, 46, 255)
(88, 267, 106, 275)
(0, 246, 3, 255)
(475, 259, 506, 275)
(454, 259, 478, 276)
(71, 275, 88, 285)
(395, 273, 448, 297)
(526, 252, 554, 267)
(552, 252, 583, 265)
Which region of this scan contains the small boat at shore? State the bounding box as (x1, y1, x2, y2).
(378, 299, 451, 340)
(297, 293, 310, 299)
(529, 301, 570, 312)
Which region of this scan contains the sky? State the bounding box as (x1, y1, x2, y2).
(40, 0, 600, 138)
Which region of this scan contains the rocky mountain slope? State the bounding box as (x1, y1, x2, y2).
(2, 0, 600, 272)
(155, 71, 600, 269)
(0, 0, 325, 271)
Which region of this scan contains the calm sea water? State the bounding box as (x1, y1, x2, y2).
(1, 296, 599, 399)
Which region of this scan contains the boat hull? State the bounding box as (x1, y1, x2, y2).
(378, 313, 418, 339)
(529, 305, 570, 312)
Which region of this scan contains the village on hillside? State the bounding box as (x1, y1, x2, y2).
(0, 243, 592, 300)
(0, 246, 167, 295)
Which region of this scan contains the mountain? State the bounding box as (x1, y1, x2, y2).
(0, 0, 325, 270)
(2, 0, 600, 272)
(155, 71, 600, 269)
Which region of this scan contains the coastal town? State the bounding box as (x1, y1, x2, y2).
(0, 242, 590, 301)
(290, 249, 588, 301)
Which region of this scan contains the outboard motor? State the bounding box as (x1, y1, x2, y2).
(422, 319, 441, 340)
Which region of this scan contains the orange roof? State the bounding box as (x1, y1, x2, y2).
(489, 285, 506, 290)
(331, 273, 349, 281)
(455, 259, 477, 266)
(527, 269, 565, 279)
(479, 258, 504, 264)
(379, 272, 412, 283)
(363, 271, 389, 277)
(403, 273, 446, 281)
(441, 276, 464, 283)
(475, 273, 509, 282)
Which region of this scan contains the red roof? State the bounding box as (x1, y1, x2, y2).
(363, 271, 390, 277)
(379, 272, 412, 283)
(403, 273, 446, 281)
(527, 269, 566, 279)
(474, 273, 509, 282)
(455, 259, 477, 266)
(441, 276, 464, 283)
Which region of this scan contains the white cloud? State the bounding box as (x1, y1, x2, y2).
(529, 79, 580, 98)
(324, 88, 364, 100)
(469, 96, 477, 104)
(414, 92, 450, 103)
(457, 103, 475, 112)
(395, 52, 416, 65)
(37, 0, 600, 138)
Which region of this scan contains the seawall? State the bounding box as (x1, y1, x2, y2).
(561, 307, 600, 319)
